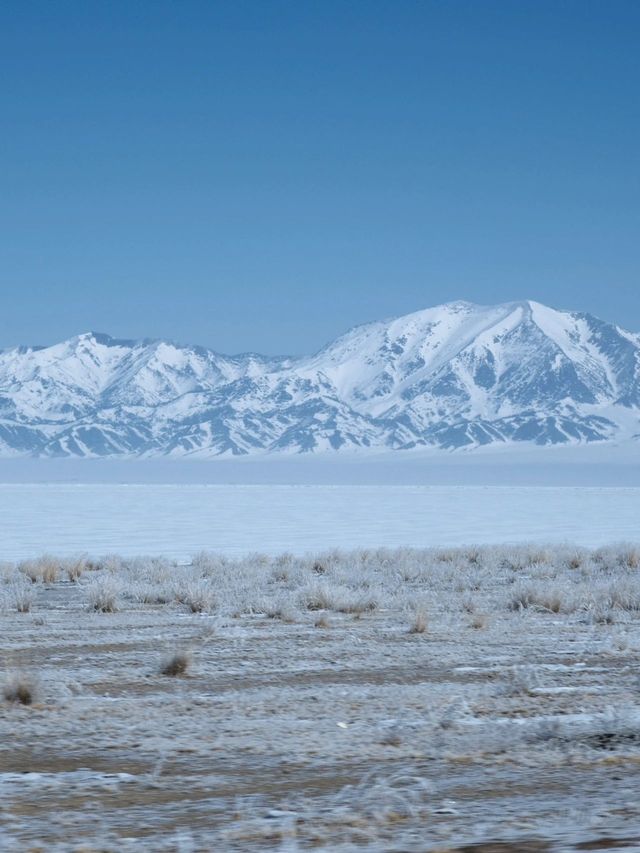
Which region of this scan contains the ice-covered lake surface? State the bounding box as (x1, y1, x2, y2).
(0, 482, 638, 560)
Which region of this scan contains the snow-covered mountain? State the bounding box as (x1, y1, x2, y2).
(1, 300, 639, 457)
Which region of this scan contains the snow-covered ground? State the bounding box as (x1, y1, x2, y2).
(3, 545, 640, 850)
(0, 481, 638, 560)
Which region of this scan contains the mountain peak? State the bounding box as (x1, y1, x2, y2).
(74, 331, 141, 348)
(0, 300, 638, 457)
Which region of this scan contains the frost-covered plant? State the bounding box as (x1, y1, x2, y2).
(13, 580, 35, 613)
(178, 578, 215, 613)
(298, 583, 335, 612)
(606, 580, 640, 611)
(499, 665, 541, 697)
(408, 609, 428, 634)
(508, 583, 571, 614)
(85, 575, 120, 612)
(92, 554, 124, 573)
(65, 556, 87, 582)
(264, 597, 299, 623)
(297, 582, 379, 614)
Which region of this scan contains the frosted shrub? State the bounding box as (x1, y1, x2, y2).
(118, 556, 177, 605)
(264, 596, 299, 623)
(587, 604, 616, 625)
(86, 575, 120, 612)
(13, 580, 35, 613)
(298, 583, 334, 612)
(130, 582, 175, 605)
(408, 609, 428, 634)
(93, 554, 124, 573)
(500, 548, 539, 572)
(606, 580, 640, 611)
(508, 582, 572, 614)
(178, 578, 215, 613)
(500, 665, 541, 697)
(622, 547, 640, 569)
(297, 582, 378, 614)
(332, 588, 379, 614)
(566, 549, 588, 570)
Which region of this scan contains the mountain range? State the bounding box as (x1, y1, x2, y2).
(0, 300, 638, 457)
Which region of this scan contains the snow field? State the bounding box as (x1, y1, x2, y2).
(1, 483, 640, 560)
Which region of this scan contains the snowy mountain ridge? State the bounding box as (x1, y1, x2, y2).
(1, 299, 639, 457)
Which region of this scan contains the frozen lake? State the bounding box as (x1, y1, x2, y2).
(0, 483, 638, 560)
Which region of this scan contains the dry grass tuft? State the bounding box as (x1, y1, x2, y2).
(3, 674, 37, 705)
(66, 557, 86, 582)
(509, 584, 565, 614)
(264, 601, 298, 623)
(408, 609, 428, 634)
(160, 651, 191, 677)
(314, 613, 330, 629)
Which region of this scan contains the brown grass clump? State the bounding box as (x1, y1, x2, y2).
(3, 674, 37, 705)
(66, 557, 86, 582)
(623, 548, 640, 569)
(18, 556, 60, 584)
(41, 561, 58, 584)
(314, 613, 330, 629)
(160, 651, 191, 677)
(17, 560, 41, 584)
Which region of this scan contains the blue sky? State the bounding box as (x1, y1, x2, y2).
(1, 0, 639, 353)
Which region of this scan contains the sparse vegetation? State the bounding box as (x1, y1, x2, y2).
(2, 541, 640, 850)
(408, 608, 428, 634)
(508, 583, 566, 614)
(178, 578, 215, 613)
(86, 575, 120, 612)
(13, 581, 34, 613)
(160, 651, 191, 677)
(18, 556, 58, 584)
(3, 673, 37, 705)
(65, 556, 86, 582)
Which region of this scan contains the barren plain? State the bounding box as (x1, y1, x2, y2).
(2, 544, 640, 851)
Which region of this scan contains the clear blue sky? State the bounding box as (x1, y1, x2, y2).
(1, 0, 639, 353)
